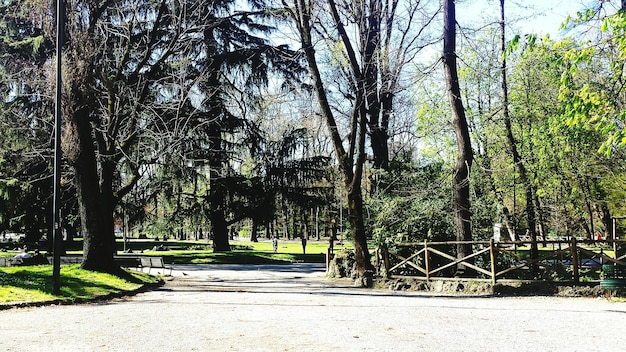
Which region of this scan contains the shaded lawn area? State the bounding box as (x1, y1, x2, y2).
(0, 265, 159, 305)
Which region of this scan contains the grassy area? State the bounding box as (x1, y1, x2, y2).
(0, 265, 160, 305)
(144, 239, 352, 264)
(126, 238, 349, 264)
(2, 237, 349, 261)
(149, 249, 327, 265)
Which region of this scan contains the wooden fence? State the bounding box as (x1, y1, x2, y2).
(377, 238, 626, 284)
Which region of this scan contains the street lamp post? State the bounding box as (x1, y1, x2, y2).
(52, 0, 65, 295)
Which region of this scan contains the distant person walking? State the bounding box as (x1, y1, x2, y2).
(272, 237, 278, 253)
(329, 219, 337, 253)
(301, 236, 307, 254)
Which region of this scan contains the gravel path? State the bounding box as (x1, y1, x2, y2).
(1, 263, 625, 352)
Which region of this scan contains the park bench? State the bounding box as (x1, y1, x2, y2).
(140, 256, 172, 275)
(600, 264, 626, 290)
(114, 256, 142, 269)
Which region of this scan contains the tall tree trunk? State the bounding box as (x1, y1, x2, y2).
(250, 220, 259, 242)
(347, 181, 372, 284)
(500, 0, 538, 261)
(282, 205, 289, 239)
(293, 0, 373, 285)
(502, 207, 518, 241)
(315, 206, 320, 240)
(363, 0, 388, 170)
(292, 208, 299, 239)
(443, 0, 473, 273)
(204, 27, 230, 252)
(584, 179, 594, 240)
(590, 181, 612, 238)
(64, 223, 76, 245)
(265, 219, 272, 240)
(65, 105, 117, 272)
(377, 91, 392, 171)
(208, 122, 230, 252)
(599, 202, 613, 238)
(533, 189, 548, 244)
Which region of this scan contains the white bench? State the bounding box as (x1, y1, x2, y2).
(140, 257, 172, 275)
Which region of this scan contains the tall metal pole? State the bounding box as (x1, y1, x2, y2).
(52, 0, 64, 295)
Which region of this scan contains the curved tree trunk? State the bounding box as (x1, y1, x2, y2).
(443, 0, 473, 274)
(293, 0, 373, 285)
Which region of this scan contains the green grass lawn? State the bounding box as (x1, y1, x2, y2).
(127, 238, 351, 264)
(0, 265, 159, 305)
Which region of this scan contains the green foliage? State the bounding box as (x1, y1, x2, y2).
(446, 10, 626, 243)
(366, 159, 455, 246)
(504, 34, 538, 60)
(6, 35, 44, 55)
(510, 38, 621, 237)
(560, 11, 626, 155)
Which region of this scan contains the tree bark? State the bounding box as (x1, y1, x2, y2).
(599, 202, 613, 238)
(500, 0, 538, 261)
(250, 220, 259, 242)
(363, 0, 388, 170)
(533, 189, 548, 245)
(208, 121, 230, 252)
(203, 27, 230, 252)
(443, 0, 473, 273)
(292, 0, 373, 285)
(65, 104, 117, 272)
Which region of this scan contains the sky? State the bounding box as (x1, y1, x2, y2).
(459, 0, 617, 38)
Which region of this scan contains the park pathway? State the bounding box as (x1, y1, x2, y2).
(1, 263, 626, 352)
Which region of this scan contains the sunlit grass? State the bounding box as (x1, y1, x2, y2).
(139, 238, 352, 264)
(237, 239, 351, 253)
(145, 249, 326, 264)
(0, 265, 158, 304)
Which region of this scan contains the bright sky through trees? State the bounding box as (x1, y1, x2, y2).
(459, 0, 607, 38)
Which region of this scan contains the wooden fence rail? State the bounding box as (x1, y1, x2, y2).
(377, 238, 626, 284)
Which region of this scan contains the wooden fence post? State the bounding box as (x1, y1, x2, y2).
(326, 247, 331, 273)
(490, 238, 497, 285)
(571, 237, 579, 284)
(382, 243, 391, 279)
(424, 240, 430, 280)
(375, 249, 380, 276)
